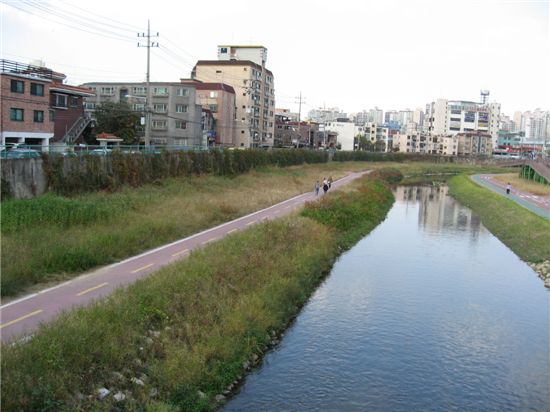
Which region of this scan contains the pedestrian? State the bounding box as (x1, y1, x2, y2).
(506, 182, 511, 195)
(314, 180, 320, 196)
(328, 176, 333, 188)
(323, 177, 329, 195)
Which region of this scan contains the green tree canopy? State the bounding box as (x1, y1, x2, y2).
(93, 102, 142, 145)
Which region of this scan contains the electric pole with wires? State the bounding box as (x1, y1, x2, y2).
(137, 20, 159, 146)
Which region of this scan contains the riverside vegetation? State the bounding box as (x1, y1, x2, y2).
(1, 169, 398, 411)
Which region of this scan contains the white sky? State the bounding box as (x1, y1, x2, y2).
(1, 0, 549, 117)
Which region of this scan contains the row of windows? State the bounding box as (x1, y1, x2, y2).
(88, 86, 189, 97)
(152, 104, 189, 113)
(10, 108, 49, 123)
(10, 80, 45, 96)
(151, 120, 187, 130)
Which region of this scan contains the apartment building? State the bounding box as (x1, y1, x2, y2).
(1, 60, 55, 147)
(457, 132, 492, 156)
(192, 45, 275, 148)
(180, 79, 236, 147)
(307, 107, 346, 123)
(394, 132, 458, 156)
(81, 82, 202, 147)
(0, 59, 94, 148)
(425, 99, 500, 148)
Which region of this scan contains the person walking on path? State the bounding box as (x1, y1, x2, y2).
(506, 182, 511, 195)
(314, 180, 320, 196)
(328, 176, 333, 189)
(323, 178, 329, 195)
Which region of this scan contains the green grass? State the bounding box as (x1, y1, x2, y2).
(448, 174, 550, 263)
(1, 173, 396, 411)
(0, 162, 367, 297)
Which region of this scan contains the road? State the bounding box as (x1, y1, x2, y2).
(472, 174, 550, 220)
(0, 171, 369, 343)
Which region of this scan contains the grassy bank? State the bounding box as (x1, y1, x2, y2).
(448, 175, 550, 263)
(1, 162, 365, 297)
(394, 162, 515, 185)
(1, 172, 396, 411)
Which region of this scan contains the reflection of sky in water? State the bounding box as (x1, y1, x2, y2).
(224, 186, 550, 412)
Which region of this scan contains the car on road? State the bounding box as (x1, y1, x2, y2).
(88, 148, 113, 156)
(0, 148, 41, 159)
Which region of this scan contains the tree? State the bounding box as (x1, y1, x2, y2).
(356, 134, 374, 151)
(93, 102, 142, 145)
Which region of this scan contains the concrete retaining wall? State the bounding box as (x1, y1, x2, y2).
(1, 158, 47, 199)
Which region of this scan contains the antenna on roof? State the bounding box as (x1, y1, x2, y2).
(480, 90, 490, 104)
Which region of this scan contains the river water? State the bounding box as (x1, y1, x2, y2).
(224, 186, 550, 411)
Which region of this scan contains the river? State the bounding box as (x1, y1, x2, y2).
(223, 185, 550, 411)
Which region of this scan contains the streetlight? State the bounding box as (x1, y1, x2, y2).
(124, 94, 150, 146)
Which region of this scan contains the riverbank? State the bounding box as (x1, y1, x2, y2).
(448, 175, 550, 287)
(1, 162, 366, 298)
(1, 170, 397, 411)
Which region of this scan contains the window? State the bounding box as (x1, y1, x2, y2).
(175, 104, 188, 113)
(33, 110, 44, 123)
(176, 88, 188, 97)
(30, 83, 44, 96)
(10, 108, 24, 121)
(133, 103, 145, 111)
(53, 94, 68, 108)
(85, 102, 96, 110)
(100, 87, 115, 95)
(216, 70, 222, 74)
(70, 97, 79, 107)
(152, 120, 167, 129)
(209, 91, 218, 98)
(220, 47, 228, 53)
(153, 103, 167, 113)
(49, 109, 55, 121)
(208, 104, 218, 113)
(132, 86, 147, 95)
(175, 121, 187, 129)
(153, 87, 168, 96)
(11, 80, 24, 93)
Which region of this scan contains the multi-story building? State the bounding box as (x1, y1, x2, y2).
(81, 82, 202, 147)
(457, 132, 492, 156)
(307, 107, 346, 123)
(425, 99, 500, 149)
(394, 132, 458, 156)
(192, 45, 275, 148)
(180, 79, 236, 147)
(0, 59, 93, 148)
(324, 119, 359, 151)
(368, 107, 384, 124)
(1, 60, 55, 147)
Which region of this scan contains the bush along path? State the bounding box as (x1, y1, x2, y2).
(1, 169, 399, 412)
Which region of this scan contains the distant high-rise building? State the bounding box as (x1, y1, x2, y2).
(368, 107, 384, 124)
(425, 98, 501, 148)
(413, 108, 424, 127)
(307, 107, 346, 123)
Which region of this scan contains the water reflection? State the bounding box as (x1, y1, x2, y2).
(224, 186, 549, 412)
(396, 186, 482, 239)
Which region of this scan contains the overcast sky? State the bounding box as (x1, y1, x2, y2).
(2, 0, 549, 116)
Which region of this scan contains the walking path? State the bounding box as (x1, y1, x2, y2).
(471, 174, 550, 220)
(0, 171, 369, 343)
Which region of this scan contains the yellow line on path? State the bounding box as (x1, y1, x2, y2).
(76, 282, 109, 297)
(203, 237, 219, 245)
(227, 228, 238, 234)
(0, 309, 43, 329)
(284, 205, 292, 209)
(131, 263, 154, 274)
(172, 248, 189, 257)
(246, 221, 255, 226)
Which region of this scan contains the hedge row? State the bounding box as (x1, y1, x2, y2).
(42, 149, 329, 196)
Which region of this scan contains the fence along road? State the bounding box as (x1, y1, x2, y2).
(0, 171, 369, 343)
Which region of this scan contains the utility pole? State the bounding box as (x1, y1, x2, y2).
(138, 20, 159, 146)
(295, 91, 306, 147)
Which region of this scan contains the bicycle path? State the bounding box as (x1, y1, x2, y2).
(471, 175, 550, 220)
(0, 171, 369, 343)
